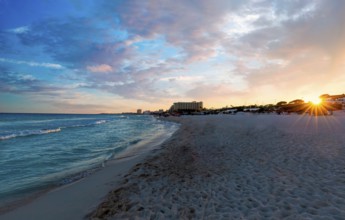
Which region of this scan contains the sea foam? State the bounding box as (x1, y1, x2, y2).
(0, 120, 108, 141)
(0, 128, 61, 140)
(0, 113, 177, 208)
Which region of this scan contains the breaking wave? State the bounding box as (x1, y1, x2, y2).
(0, 128, 61, 140)
(0, 120, 108, 141)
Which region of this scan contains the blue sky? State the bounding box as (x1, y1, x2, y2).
(1, 0, 345, 113)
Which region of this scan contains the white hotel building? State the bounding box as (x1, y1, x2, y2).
(172, 101, 203, 112)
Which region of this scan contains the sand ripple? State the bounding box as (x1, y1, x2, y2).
(90, 115, 345, 219)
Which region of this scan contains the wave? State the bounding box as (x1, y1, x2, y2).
(0, 117, 101, 125)
(95, 120, 107, 124)
(0, 120, 108, 141)
(41, 128, 61, 133)
(129, 138, 143, 145)
(0, 128, 61, 140)
(65, 120, 107, 128)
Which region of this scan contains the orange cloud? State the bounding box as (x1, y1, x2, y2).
(87, 64, 113, 73)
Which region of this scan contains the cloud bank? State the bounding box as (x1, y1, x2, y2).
(1, 0, 345, 112)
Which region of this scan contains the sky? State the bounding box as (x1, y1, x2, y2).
(1, 0, 345, 113)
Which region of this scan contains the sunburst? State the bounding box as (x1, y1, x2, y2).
(310, 97, 322, 105)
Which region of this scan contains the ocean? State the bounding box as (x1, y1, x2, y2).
(0, 113, 178, 206)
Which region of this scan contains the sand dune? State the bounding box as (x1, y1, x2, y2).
(90, 114, 345, 219)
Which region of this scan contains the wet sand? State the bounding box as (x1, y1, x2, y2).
(0, 131, 173, 220)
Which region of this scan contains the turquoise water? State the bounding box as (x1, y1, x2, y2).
(0, 113, 178, 204)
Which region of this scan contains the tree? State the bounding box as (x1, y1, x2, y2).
(276, 101, 287, 106)
(319, 94, 330, 100)
(288, 99, 304, 105)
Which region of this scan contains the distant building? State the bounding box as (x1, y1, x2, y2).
(243, 107, 260, 112)
(143, 110, 151, 115)
(220, 109, 238, 114)
(172, 101, 203, 112)
(137, 109, 142, 114)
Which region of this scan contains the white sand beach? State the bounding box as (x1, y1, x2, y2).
(2, 114, 345, 219)
(90, 114, 345, 219)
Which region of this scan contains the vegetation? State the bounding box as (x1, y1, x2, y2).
(164, 94, 343, 116)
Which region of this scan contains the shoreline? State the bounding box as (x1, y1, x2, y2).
(3, 114, 345, 219)
(90, 114, 345, 219)
(0, 120, 179, 220)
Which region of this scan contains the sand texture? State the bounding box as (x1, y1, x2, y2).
(90, 114, 345, 219)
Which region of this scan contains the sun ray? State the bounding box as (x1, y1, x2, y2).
(310, 97, 322, 105)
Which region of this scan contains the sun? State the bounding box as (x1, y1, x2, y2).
(310, 97, 322, 105)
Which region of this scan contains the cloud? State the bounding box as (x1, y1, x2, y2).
(8, 26, 30, 34)
(0, 58, 64, 69)
(201, 0, 345, 104)
(2, 1, 249, 102)
(2, 0, 345, 111)
(160, 75, 205, 82)
(0, 67, 63, 95)
(13, 17, 133, 69)
(93, 0, 250, 63)
(87, 64, 113, 73)
(234, 1, 345, 59)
